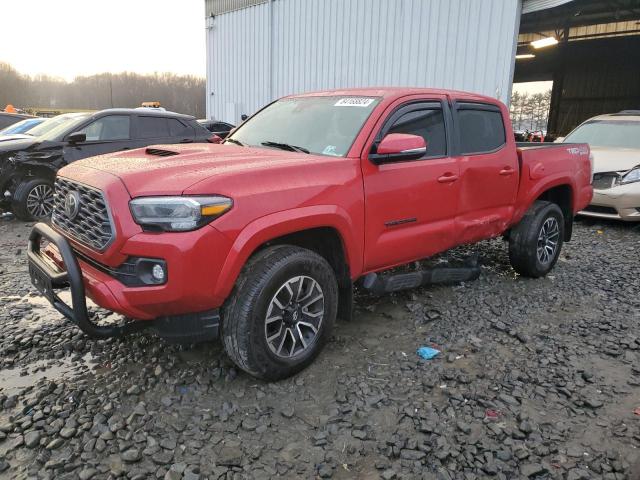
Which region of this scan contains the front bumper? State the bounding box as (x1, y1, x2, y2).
(27, 222, 223, 342)
(578, 183, 640, 221)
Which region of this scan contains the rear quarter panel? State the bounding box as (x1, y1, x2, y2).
(513, 143, 592, 223)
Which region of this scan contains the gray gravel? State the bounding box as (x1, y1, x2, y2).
(0, 217, 639, 480)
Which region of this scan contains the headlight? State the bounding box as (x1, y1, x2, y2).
(129, 196, 233, 232)
(620, 166, 640, 185)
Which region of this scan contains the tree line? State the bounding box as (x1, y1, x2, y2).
(0, 63, 206, 118)
(510, 90, 552, 133)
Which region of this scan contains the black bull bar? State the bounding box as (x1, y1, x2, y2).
(27, 222, 148, 339)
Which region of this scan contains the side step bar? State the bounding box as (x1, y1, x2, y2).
(361, 263, 480, 295)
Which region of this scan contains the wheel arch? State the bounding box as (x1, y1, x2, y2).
(535, 184, 573, 241)
(213, 205, 361, 317)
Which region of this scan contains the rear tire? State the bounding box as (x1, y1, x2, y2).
(508, 201, 564, 278)
(222, 245, 338, 381)
(12, 178, 55, 221)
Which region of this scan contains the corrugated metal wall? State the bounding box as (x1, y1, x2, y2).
(206, 0, 521, 123)
(205, 0, 267, 16)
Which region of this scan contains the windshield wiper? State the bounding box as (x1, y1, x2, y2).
(225, 138, 245, 146)
(261, 141, 309, 154)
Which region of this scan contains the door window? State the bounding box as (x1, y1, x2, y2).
(168, 119, 192, 137)
(137, 116, 170, 138)
(79, 115, 130, 141)
(386, 108, 447, 158)
(458, 108, 505, 154)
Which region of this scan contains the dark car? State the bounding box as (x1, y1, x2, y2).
(0, 112, 35, 130)
(0, 108, 213, 220)
(197, 119, 234, 139)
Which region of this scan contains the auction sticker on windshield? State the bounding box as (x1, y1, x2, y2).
(334, 98, 376, 107)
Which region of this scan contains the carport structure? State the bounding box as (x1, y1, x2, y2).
(515, 0, 640, 135)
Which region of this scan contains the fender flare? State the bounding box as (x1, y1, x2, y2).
(513, 174, 576, 224)
(213, 205, 362, 301)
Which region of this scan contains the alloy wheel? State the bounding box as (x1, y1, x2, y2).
(26, 184, 54, 219)
(264, 275, 325, 358)
(537, 217, 560, 265)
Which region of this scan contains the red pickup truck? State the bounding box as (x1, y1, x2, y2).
(27, 88, 593, 380)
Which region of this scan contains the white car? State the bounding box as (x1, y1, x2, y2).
(560, 110, 640, 222)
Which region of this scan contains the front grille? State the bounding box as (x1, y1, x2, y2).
(582, 205, 618, 215)
(592, 172, 619, 190)
(52, 178, 114, 251)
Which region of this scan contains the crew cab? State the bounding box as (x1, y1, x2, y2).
(1, 109, 213, 220)
(27, 88, 593, 380)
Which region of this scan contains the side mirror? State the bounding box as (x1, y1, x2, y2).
(370, 133, 427, 164)
(240, 114, 248, 121)
(67, 132, 86, 144)
(207, 134, 223, 144)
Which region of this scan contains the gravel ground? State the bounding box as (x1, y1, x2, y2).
(0, 217, 638, 480)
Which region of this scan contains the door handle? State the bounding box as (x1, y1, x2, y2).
(437, 173, 459, 183)
(180, 139, 193, 143)
(499, 167, 515, 176)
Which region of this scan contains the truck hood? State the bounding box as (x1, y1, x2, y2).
(591, 147, 640, 173)
(70, 144, 336, 196)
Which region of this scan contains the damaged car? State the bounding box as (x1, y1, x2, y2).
(0, 109, 214, 220)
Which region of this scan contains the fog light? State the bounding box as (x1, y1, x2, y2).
(151, 264, 166, 282)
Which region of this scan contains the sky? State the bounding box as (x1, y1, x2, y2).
(0, 0, 206, 80)
(513, 81, 553, 95)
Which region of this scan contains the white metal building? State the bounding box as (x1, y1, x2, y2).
(205, 0, 569, 124)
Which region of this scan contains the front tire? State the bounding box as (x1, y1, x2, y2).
(12, 178, 55, 221)
(509, 201, 565, 278)
(222, 245, 338, 381)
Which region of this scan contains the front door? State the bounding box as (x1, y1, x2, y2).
(361, 97, 460, 271)
(452, 102, 519, 244)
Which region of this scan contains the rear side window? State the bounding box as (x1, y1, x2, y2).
(191, 120, 211, 134)
(458, 107, 505, 154)
(168, 119, 192, 137)
(387, 108, 447, 157)
(137, 116, 169, 138)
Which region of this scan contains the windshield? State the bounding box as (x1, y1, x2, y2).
(564, 120, 640, 149)
(226, 96, 381, 157)
(0, 118, 42, 135)
(31, 113, 91, 140)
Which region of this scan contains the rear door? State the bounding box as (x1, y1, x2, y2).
(452, 102, 519, 243)
(63, 114, 133, 162)
(361, 96, 460, 271)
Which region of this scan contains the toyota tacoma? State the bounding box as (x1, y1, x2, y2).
(27, 88, 593, 380)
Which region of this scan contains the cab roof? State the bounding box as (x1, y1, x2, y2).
(289, 87, 501, 105)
